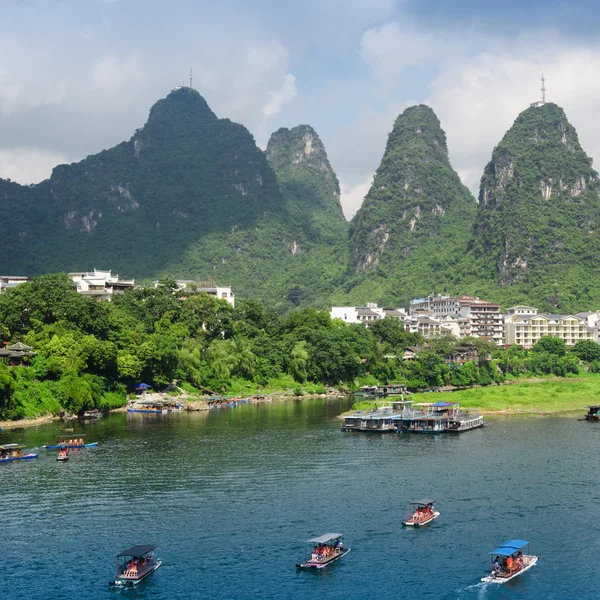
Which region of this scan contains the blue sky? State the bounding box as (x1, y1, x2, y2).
(2, 0, 600, 217)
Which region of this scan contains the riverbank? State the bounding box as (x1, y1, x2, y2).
(348, 375, 599, 416)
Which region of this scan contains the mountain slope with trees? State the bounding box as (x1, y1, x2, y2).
(0, 88, 346, 312)
(465, 102, 600, 311)
(344, 105, 477, 305)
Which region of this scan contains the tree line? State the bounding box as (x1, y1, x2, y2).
(0, 273, 598, 420)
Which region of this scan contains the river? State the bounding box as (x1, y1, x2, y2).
(1, 398, 598, 599)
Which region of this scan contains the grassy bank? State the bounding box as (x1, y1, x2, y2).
(410, 374, 600, 414)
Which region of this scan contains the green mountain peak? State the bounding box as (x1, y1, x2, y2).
(472, 101, 600, 301)
(266, 124, 347, 244)
(344, 104, 476, 304)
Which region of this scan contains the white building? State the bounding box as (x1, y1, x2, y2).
(503, 310, 598, 348)
(410, 294, 504, 344)
(69, 269, 135, 301)
(155, 280, 235, 307)
(0, 276, 30, 294)
(330, 304, 407, 327)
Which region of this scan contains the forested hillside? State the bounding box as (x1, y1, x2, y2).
(462, 102, 600, 311)
(343, 105, 477, 305)
(0, 88, 346, 312)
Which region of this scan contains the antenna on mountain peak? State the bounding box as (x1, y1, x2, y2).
(189, 68, 193, 89)
(541, 73, 546, 103)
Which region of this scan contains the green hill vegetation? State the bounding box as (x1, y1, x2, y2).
(344, 105, 477, 306)
(0, 88, 348, 313)
(463, 102, 600, 311)
(3, 90, 600, 314)
(2, 275, 598, 421)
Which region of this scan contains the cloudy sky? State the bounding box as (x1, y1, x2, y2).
(2, 0, 600, 218)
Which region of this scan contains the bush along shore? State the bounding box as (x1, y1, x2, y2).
(2, 273, 600, 422)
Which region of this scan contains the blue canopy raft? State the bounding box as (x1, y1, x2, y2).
(481, 539, 538, 583)
(43, 434, 99, 450)
(0, 444, 39, 463)
(296, 533, 350, 570)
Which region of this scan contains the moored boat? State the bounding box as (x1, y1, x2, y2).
(584, 405, 600, 421)
(80, 409, 103, 420)
(0, 444, 39, 463)
(127, 401, 169, 414)
(296, 533, 350, 569)
(402, 499, 440, 527)
(109, 544, 162, 587)
(481, 540, 538, 583)
(43, 434, 98, 449)
(446, 414, 485, 432)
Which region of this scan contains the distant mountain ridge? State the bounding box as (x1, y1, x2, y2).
(0, 88, 346, 311)
(2, 89, 600, 313)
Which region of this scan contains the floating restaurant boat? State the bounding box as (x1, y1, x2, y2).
(446, 414, 485, 432)
(584, 405, 600, 421)
(481, 540, 538, 583)
(397, 401, 457, 433)
(0, 444, 39, 463)
(43, 434, 98, 449)
(353, 383, 407, 400)
(109, 544, 162, 587)
(296, 533, 350, 569)
(341, 400, 417, 432)
(402, 499, 440, 527)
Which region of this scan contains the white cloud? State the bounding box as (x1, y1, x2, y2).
(263, 73, 297, 117)
(340, 174, 374, 219)
(427, 44, 600, 193)
(0, 148, 71, 184)
(91, 54, 144, 89)
(360, 22, 439, 80)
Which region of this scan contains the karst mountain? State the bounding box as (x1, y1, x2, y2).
(2, 89, 600, 312)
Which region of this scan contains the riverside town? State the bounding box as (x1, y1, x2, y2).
(4, 6, 600, 596)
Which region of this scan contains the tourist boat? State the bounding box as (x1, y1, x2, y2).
(584, 405, 600, 421)
(80, 409, 103, 420)
(446, 414, 485, 432)
(341, 400, 417, 432)
(296, 533, 350, 569)
(57, 447, 69, 461)
(43, 434, 99, 449)
(402, 499, 440, 527)
(481, 540, 538, 583)
(0, 444, 39, 463)
(109, 544, 162, 587)
(127, 401, 169, 414)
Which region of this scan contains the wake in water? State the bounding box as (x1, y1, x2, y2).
(445, 581, 490, 599)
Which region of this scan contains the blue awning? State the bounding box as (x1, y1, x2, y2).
(134, 383, 152, 390)
(489, 540, 529, 556)
(432, 401, 455, 407)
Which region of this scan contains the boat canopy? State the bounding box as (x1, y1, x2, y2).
(409, 499, 436, 506)
(58, 433, 87, 438)
(432, 401, 456, 407)
(306, 533, 343, 544)
(489, 540, 529, 556)
(117, 544, 157, 558)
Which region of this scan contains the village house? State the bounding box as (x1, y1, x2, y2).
(154, 279, 235, 307)
(69, 269, 135, 301)
(330, 304, 407, 327)
(0, 276, 30, 294)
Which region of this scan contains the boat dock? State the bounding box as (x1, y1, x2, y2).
(342, 400, 484, 434)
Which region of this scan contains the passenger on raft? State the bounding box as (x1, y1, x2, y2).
(411, 504, 434, 522)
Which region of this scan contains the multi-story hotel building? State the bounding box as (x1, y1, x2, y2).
(504, 308, 597, 348)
